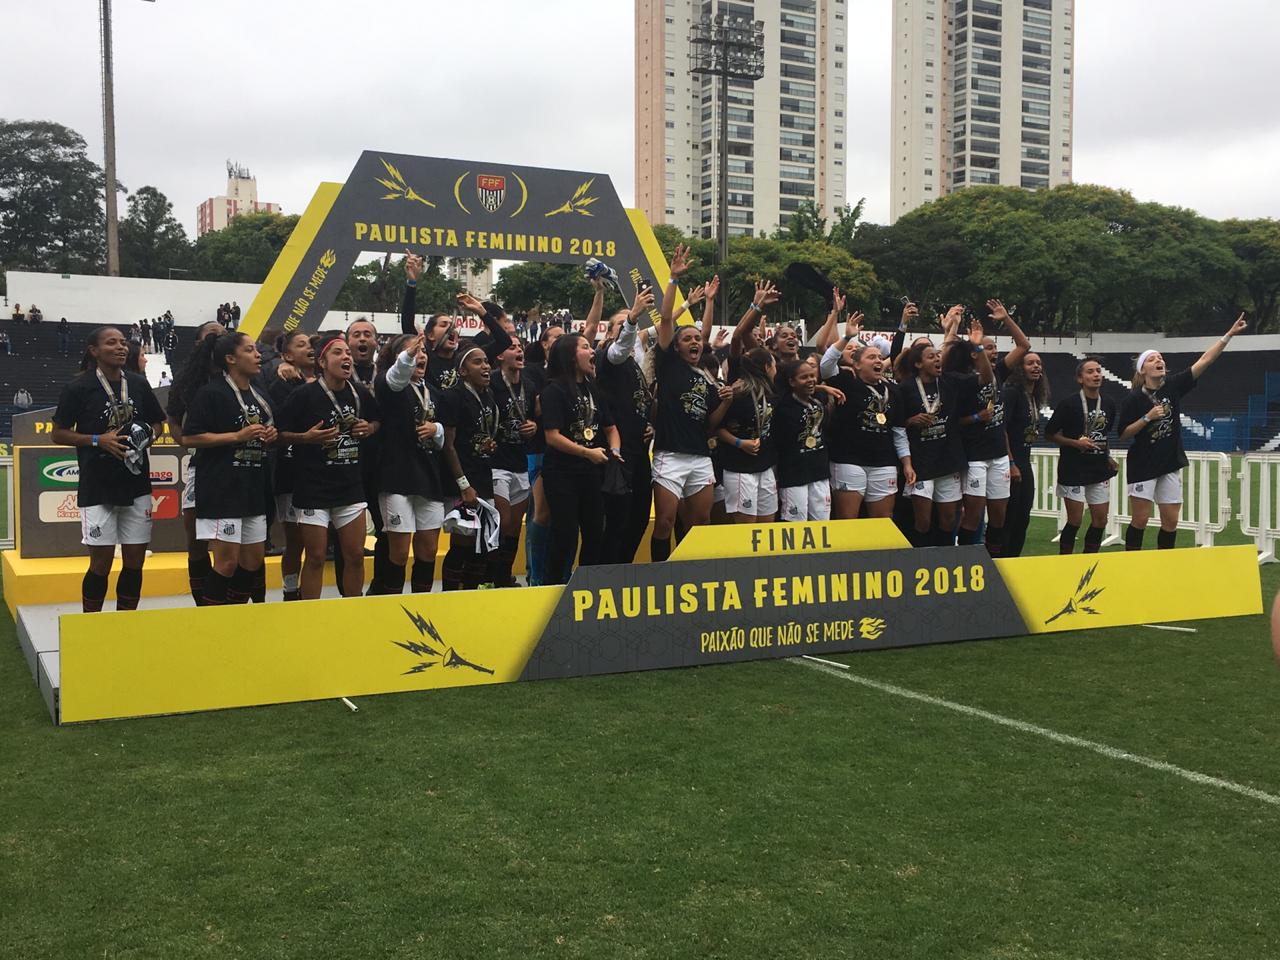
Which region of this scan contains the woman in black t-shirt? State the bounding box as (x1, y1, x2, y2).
(269, 331, 315, 601)
(899, 341, 975, 547)
(774, 358, 834, 521)
(371, 332, 447, 595)
(182, 333, 279, 604)
(540, 333, 620, 583)
(650, 244, 736, 561)
(166, 319, 225, 605)
(280, 336, 381, 600)
(440, 340, 504, 590)
(1001, 351, 1048, 558)
(1117, 314, 1248, 550)
(489, 331, 537, 587)
(1046, 357, 1118, 555)
(716, 348, 778, 523)
(51, 327, 166, 613)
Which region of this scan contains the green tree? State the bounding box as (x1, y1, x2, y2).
(0, 119, 110, 276)
(332, 254, 461, 317)
(1222, 218, 1280, 332)
(191, 211, 299, 283)
(119, 185, 191, 279)
(492, 261, 626, 318)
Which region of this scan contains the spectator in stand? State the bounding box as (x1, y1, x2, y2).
(163, 326, 178, 368)
(158, 369, 172, 387)
(13, 386, 32, 409)
(10, 304, 22, 322)
(58, 318, 70, 356)
(231, 301, 241, 329)
(129, 323, 141, 343)
(0, 330, 12, 355)
(28, 304, 42, 324)
(140, 318, 151, 351)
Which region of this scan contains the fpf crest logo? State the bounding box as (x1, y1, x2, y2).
(451, 170, 529, 217)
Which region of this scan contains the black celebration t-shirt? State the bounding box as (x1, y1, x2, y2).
(899, 373, 969, 481)
(374, 373, 445, 500)
(1001, 381, 1040, 465)
(491, 370, 534, 472)
(269, 376, 308, 496)
(825, 371, 903, 468)
(281, 379, 379, 509)
(1046, 392, 1118, 486)
(654, 340, 719, 456)
(717, 388, 777, 474)
(439, 383, 500, 500)
(958, 363, 1009, 461)
(772, 391, 829, 488)
(53, 370, 165, 507)
(183, 378, 274, 519)
(595, 347, 653, 456)
(1119, 368, 1195, 483)
(427, 353, 461, 392)
(539, 378, 616, 475)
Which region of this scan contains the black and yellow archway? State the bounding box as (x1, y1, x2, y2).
(239, 151, 677, 340)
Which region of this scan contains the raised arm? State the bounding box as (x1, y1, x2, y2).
(1191, 313, 1248, 379)
(987, 300, 1030, 371)
(940, 304, 964, 346)
(606, 288, 656, 365)
(821, 311, 863, 380)
(731, 280, 780, 356)
(401, 250, 423, 334)
(815, 287, 845, 352)
(386, 334, 425, 392)
(698, 275, 720, 345)
(658, 243, 693, 351)
(889, 301, 919, 365)
(457, 293, 513, 362)
(582, 278, 606, 345)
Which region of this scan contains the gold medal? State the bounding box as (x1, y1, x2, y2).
(875, 412, 887, 426)
(582, 427, 595, 441)
(707, 436, 717, 450)
(804, 435, 817, 449)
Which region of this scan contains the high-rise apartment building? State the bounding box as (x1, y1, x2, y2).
(636, 0, 849, 239)
(196, 162, 282, 236)
(890, 0, 1074, 223)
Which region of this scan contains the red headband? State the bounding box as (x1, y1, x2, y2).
(317, 336, 345, 362)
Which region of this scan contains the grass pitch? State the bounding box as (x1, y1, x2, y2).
(2, 515, 1278, 959)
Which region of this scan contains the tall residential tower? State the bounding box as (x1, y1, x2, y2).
(636, 0, 849, 239)
(890, 0, 1075, 223)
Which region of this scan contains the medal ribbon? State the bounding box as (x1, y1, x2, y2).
(223, 373, 273, 427)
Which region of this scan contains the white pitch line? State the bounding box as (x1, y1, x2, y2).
(1141, 624, 1199, 633)
(791, 657, 1280, 807)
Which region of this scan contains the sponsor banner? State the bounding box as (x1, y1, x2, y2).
(57, 524, 1262, 724)
(38, 490, 81, 523)
(238, 152, 677, 341)
(149, 454, 180, 486)
(39, 456, 79, 488)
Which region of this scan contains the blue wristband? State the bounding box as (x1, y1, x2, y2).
(91, 434, 99, 447)
(406, 279, 417, 288)
(734, 437, 742, 449)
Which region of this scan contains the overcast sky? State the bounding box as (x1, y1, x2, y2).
(4, 0, 1278, 240)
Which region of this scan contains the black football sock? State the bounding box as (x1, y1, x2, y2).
(188, 553, 211, 606)
(983, 524, 1005, 558)
(957, 526, 981, 546)
(932, 525, 955, 547)
(1124, 523, 1145, 552)
(462, 554, 488, 590)
(115, 566, 143, 611)
(411, 559, 436, 594)
(250, 565, 266, 603)
(203, 570, 231, 606)
(380, 560, 406, 595)
(1083, 524, 1106, 554)
(82, 570, 109, 614)
(441, 544, 466, 591)
(1157, 528, 1178, 550)
(330, 527, 346, 596)
(1058, 523, 1080, 555)
(650, 535, 671, 563)
(227, 566, 254, 604)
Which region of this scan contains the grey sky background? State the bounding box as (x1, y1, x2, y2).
(4, 0, 1278, 241)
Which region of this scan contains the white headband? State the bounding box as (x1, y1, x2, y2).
(1136, 350, 1159, 374)
(456, 346, 485, 370)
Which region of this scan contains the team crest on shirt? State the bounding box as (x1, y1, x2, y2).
(680, 386, 710, 423)
(438, 368, 460, 390)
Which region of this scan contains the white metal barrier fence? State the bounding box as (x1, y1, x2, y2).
(1238, 453, 1280, 563)
(0, 456, 13, 551)
(1029, 448, 1232, 548)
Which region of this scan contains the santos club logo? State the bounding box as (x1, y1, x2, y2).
(393, 607, 493, 676)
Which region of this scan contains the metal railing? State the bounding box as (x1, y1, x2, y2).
(0, 455, 13, 550)
(1238, 453, 1280, 563)
(1029, 448, 1232, 548)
